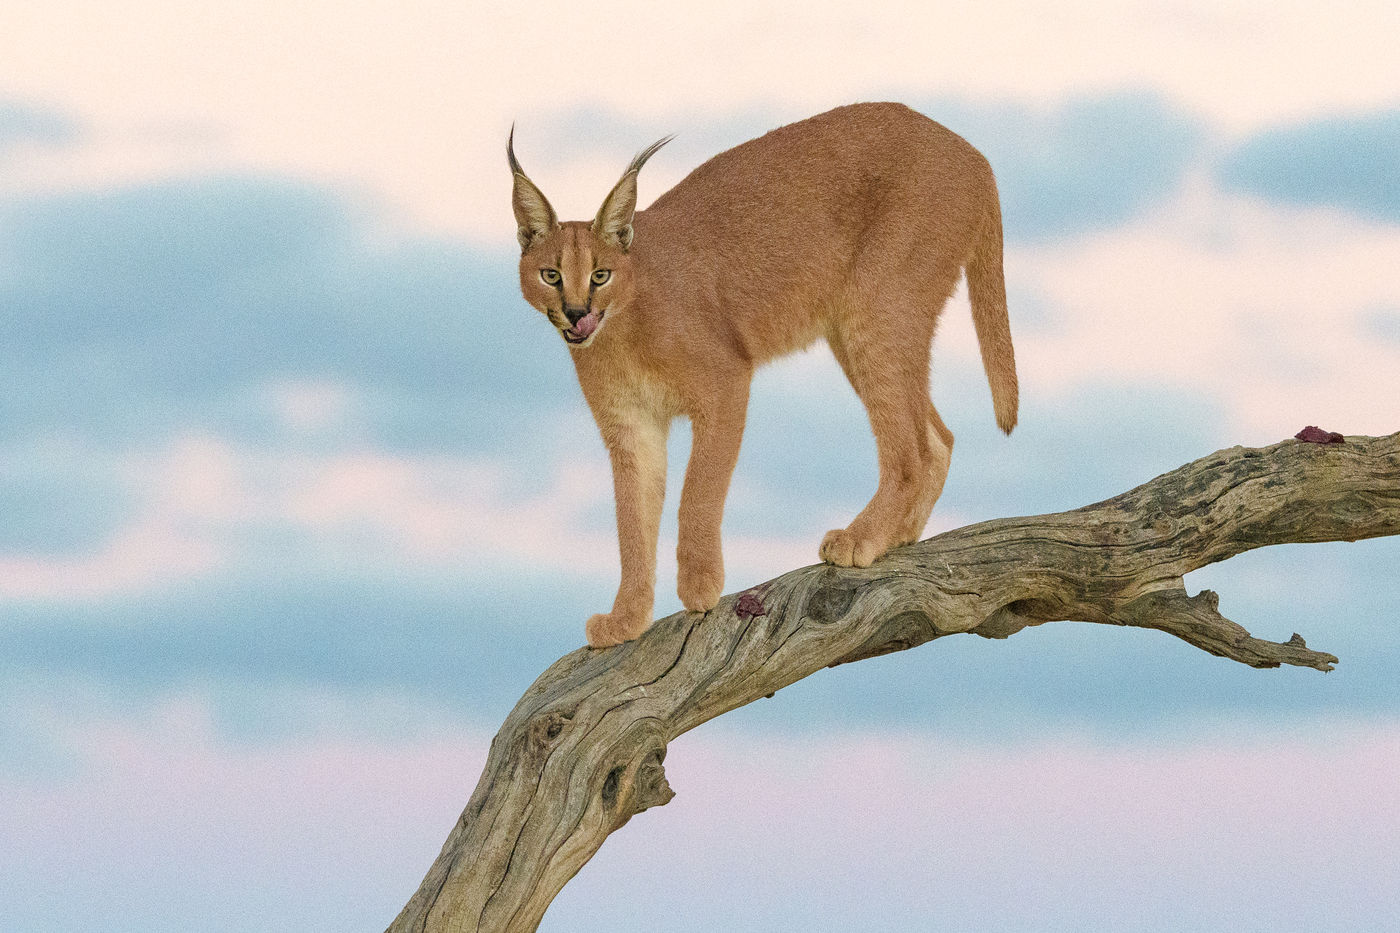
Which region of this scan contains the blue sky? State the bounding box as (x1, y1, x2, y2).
(2, 3, 1399, 931)
(1220, 109, 1400, 223)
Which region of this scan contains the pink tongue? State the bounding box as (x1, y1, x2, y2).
(572, 310, 599, 338)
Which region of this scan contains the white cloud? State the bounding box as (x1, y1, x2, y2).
(0, 516, 220, 603)
(1008, 181, 1400, 437)
(4, 1, 1400, 238)
(0, 419, 835, 606)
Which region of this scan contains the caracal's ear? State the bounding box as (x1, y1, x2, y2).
(592, 135, 673, 251)
(508, 124, 558, 251)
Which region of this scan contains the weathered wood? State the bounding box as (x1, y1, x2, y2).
(388, 431, 1400, 933)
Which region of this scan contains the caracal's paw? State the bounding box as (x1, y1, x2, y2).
(819, 528, 888, 568)
(586, 610, 652, 648)
(677, 560, 724, 613)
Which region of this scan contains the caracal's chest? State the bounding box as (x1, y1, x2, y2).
(573, 343, 686, 438)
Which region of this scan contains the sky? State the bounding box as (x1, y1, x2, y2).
(2, 1, 1398, 930)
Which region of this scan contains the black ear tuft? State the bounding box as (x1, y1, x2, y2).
(592, 135, 671, 250)
(508, 125, 559, 250)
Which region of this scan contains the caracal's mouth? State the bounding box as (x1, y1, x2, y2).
(563, 308, 604, 345)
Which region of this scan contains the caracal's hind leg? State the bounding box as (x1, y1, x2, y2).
(820, 310, 939, 567)
(820, 245, 961, 567)
(894, 403, 954, 546)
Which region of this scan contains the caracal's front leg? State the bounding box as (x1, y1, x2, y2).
(677, 378, 750, 613)
(587, 411, 670, 648)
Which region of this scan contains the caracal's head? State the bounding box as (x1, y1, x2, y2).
(509, 128, 670, 349)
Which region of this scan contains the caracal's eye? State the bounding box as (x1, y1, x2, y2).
(540, 268, 561, 286)
(591, 269, 611, 286)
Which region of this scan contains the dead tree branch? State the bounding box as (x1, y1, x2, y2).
(388, 431, 1400, 933)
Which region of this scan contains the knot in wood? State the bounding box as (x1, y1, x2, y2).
(1147, 510, 1177, 538)
(1191, 589, 1220, 612)
(601, 766, 623, 809)
(805, 577, 861, 624)
(635, 748, 675, 812)
(599, 740, 674, 824)
(522, 709, 573, 763)
(831, 610, 936, 666)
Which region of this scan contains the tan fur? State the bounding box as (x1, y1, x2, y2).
(509, 103, 1018, 647)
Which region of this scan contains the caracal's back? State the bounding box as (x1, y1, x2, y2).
(631, 102, 1013, 403)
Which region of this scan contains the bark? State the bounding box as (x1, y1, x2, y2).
(388, 431, 1400, 933)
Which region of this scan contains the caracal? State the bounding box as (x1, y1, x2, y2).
(509, 102, 1018, 647)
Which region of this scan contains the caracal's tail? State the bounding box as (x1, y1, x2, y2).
(966, 190, 1018, 434)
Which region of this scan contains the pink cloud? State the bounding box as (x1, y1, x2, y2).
(4, 705, 1396, 929)
(1007, 190, 1400, 438)
(0, 425, 840, 606)
(0, 518, 220, 602)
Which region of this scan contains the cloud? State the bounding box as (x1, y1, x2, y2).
(0, 100, 81, 154)
(0, 174, 572, 448)
(555, 725, 1400, 932)
(0, 582, 574, 735)
(0, 353, 1243, 618)
(3, 706, 1396, 933)
(738, 348, 1231, 534)
(1008, 185, 1400, 438)
(7, 101, 1391, 469)
(0, 438, 136, 552)
(1218, 110, 1400, 223)
(9, 1, 1400, 238)
(1364, 306, 1400, 342)
(0, 163, 1262, 610)
(916, 91, 1208, 241)
(0, 431, 620, 602)
(5, 524, 1396, 742)
(0, 690, 492, 931)
(0, 518, 219, 603)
